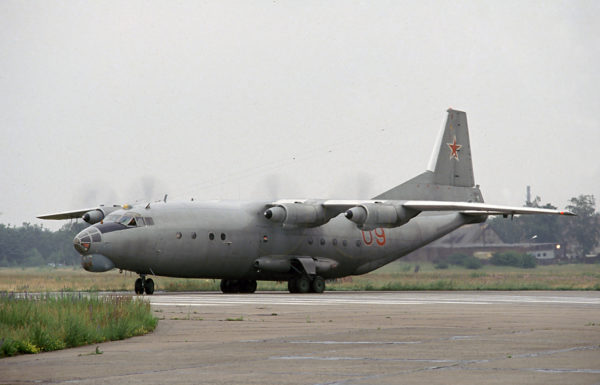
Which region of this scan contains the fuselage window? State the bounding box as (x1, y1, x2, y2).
(342, 240, 348, 247)
(176, 232, 182, 239)
(355, 240, 361, 247)
(136, 217, 145, 227)
(144, 217, 154, 226)
(191, 232, 197, 239)
(127, 218, 137, 227)
(332, 239, 338, 246)
(308, 238, 313, 245)
(221, 233, 226, 241)
(320, 238, 326, 246)
(209, 232, 215, 240)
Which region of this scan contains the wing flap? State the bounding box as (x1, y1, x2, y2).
(402, 200, 575, 216)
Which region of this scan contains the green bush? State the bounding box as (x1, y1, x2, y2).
(442, 254, 483, 269)
(447, 254, 469, 266)
(464, 256, 483, 269)
(491, 251, 537, 268)
(435, 262, 449, 269)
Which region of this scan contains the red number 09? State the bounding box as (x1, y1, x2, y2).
(361, 228, 386, 246)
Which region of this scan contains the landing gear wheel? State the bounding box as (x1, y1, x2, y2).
(296, 276, 311, 293)
(220, 279, 243, 293)
(144, 278, 155, 295)
(135, 278, 144, 295)
(311, 276, 325, 293)
(220, 279, 230, 293)
(288, 279, 298, 293)
(239, 280, 257, 294)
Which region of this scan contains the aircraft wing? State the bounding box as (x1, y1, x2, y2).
(316, 199, 574, 216)
(401, 200, 575, 216)
(37, 208, 101, 220)
(37, 205, 123, 224)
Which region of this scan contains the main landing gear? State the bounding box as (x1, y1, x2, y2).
(134, 275, 155, 295)
(220, 279, 257, 294)
(288, 275, 325, 293)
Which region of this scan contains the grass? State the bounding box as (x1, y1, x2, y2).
(0, 294, 157, 357)
(322, 262, 600, 291)
(0, 262, 599, 293)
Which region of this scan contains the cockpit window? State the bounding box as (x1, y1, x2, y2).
(118, 216, 132, 225)
(114, 212, 151, 227)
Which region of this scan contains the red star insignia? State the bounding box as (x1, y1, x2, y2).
(447, 136, 462, 160)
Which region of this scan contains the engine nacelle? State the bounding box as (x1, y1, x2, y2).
(81, 254, 115, 272)
(345, 203, 419, 230)
(82, 210, 104, 224)
(264, 203, 328, 228)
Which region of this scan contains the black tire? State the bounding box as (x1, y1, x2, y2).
(134, 278, 143, 295)
(288, 279, 298, 293)
(229, 280, 240, 293)
(241, 280, 257, 294)
(296, 276, 310, 293)
(144, 278, 155, 295)
(220, 279, 230, 293)
(311, 276, 325, 293)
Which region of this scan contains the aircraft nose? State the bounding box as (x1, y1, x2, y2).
(73, 227, 102, 255)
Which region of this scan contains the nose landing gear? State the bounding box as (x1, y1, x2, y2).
(134, 275, 155, 295)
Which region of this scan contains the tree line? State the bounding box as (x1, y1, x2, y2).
(0, 222, 89, 267)
(488, 194, 600, 258)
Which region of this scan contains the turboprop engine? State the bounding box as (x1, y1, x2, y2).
(81, 205, 122, 224)
(82, 209, 104, 224)
(264, 202, 331, 228)
(345, 203, 419, 230)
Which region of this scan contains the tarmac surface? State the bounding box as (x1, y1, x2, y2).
(2, 291, 600, 384)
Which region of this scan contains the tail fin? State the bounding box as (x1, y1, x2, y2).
(373, 109, 484, 203)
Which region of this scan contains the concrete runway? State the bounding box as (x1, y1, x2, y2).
(2, 291, 600, 384)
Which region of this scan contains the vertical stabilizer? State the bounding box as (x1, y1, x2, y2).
(431, 109, 474, 187)
(374, 109, 483, 203)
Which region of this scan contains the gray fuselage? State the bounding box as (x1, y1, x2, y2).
(77, 200, 483, 281)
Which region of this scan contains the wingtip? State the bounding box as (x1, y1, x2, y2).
(561, 211, 576, 216)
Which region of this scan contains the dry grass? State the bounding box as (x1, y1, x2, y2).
(0, 262, 599, 293)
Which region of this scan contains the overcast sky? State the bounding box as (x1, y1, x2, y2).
(1, 0, 599, 230)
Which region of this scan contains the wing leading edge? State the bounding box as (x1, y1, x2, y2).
(37, 208, 101, 220)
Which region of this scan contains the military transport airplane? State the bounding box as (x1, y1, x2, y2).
(39, 109, 573, 294)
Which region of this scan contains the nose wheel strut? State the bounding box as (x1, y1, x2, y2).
(135, 275, 155, 295)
